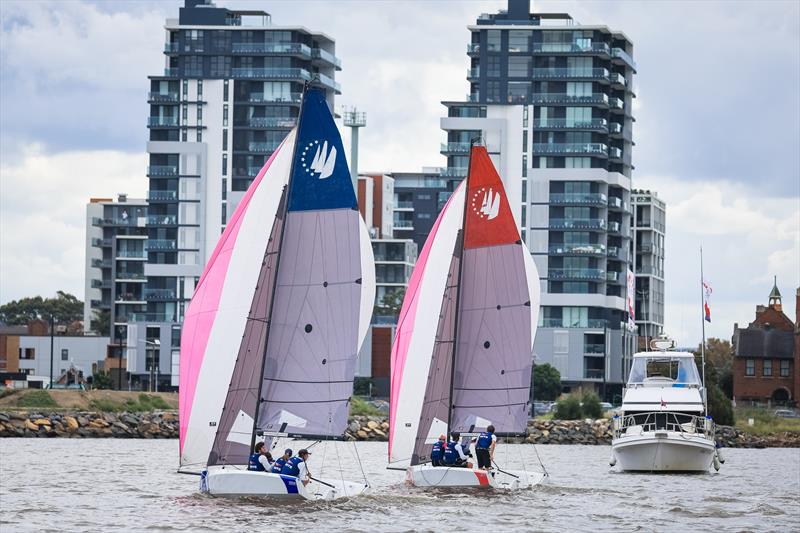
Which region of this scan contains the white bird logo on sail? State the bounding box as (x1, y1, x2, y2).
(301, 140, 337, 180)
(476, 187, 501, 220)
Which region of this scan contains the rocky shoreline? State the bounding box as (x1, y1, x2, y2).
(1, 412, 798, 448)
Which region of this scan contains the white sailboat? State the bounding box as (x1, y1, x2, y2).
(388, 144, 546, 489)
(178, 87, 375, 499)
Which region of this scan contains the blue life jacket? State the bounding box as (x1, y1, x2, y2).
(476, 431, 494, 450)
(442, 441, 458, 464)
(248, 453, 265, 472)
(281, 456, 304, 477)
(430, 439, 445, 460)
(270, 457, 287, 474)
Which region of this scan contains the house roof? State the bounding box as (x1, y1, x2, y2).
(733, 327, 794, 359)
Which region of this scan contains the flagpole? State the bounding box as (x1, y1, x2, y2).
(700, 247, 707, 416)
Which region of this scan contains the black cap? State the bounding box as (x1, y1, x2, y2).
(284, 448, 293, 456)
(298, 448, 311, 456)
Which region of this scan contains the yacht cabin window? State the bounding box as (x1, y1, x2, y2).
(628, 357, 700, 386)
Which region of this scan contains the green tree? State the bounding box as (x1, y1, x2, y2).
(532, 363, 562, 401)
(706, 382, 734, 426)
(695, 338, 734, 398)
(375, 288, 405, 318)
(90, 309, 110, 336)
(91, 370, 113, 390)
(0, 291, 84, 325)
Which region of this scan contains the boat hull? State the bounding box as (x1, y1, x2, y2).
(406, 465, 544, 489)
(201, 467, 368, 500)
(612, 433, 716, 472)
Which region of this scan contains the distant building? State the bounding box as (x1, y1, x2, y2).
(391, 170, 456, 252)
(631, 189, 665, 347)
(732, 280, 798, 406)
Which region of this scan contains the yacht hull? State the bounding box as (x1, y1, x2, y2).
(201, 467, 369, 500)
(406, 465, 544, 489)
(612, 433, 715, 472)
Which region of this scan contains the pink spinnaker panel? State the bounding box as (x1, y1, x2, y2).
(179, 142, 286, 454)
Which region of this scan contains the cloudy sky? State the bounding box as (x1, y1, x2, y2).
(1, 0, 798, 347)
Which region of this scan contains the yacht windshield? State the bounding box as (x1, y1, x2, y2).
(628, 357, 700, 386)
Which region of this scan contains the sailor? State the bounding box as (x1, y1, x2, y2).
(475, 425, 497, 470)
(442, 432, 472, 468)
(270, 448, 292, 474)
(281, 448, 312, 486)
(247, 442, 273, 472)
(430, 434, 446, 467)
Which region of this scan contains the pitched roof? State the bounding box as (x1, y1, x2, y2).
(733, 327, 794, 359)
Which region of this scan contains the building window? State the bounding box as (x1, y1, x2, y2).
(522, 154, 528, 177)
(181, 129, 187, 142)
(197, 80, 203, 97)
(223, 104, 229, 127)
(487, 30, 501, 52)
(745, 359, 755, 376)
(522, 130, 528, 153)
(222, 154, 227, 176)
(763, 359, 772, 376)
(182, 80, 188, 99)
(223, 79, 229, 102)
(197, 105, 202, 121)
(222, 129, 228, 150)
(61, 348, 68, 361)
(508, 30, 530, 52)
(19, 348, 35, 360)
(487, 81, 501, 103)
(521, 179, 527, 202)
(222, 178, 227, 201)
(196, 129, 202, 142)
(780, 360, 790, 377)
(486, 56, 501, 77)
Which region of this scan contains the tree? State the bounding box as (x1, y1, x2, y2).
(91, 370, 113, 390)
(0, 291, 84, 325)
(532, 363, 562, 401)
(554, 394, 582, 420)
(91, 309, 110, 336)
(694, 338, 734, 399)
(375, 288, 405, 318)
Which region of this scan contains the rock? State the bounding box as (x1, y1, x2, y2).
(367, 420, 379, 430)
(77, 416, 89, 426)
(34, 418, 51, 426)
(121, 414, 139, 426)
(356, 430, 368, 439)
(25, 420, 39, 431)
(10, 412, 27, 421)
(0, 413, 9, 423)
(348, 420, 360, 433)
(372, 428, 386, 437)
(380, 422, 389, 431)
(64, 416, 79, 430)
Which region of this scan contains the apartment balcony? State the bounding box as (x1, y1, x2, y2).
(531, 42, 610, 55)
(147, 116, 178, 127)
(612, 48, 637, 71)
(607, 246, 628, 261)
(609, 147, 623, 161)
(147, 190, 177, 202)
(548, 243, 606, 256)
(584, 369, 605, 380)
(163, 68, 178, 77)
(248, 141, 282, 153)
(637, 243, 654, 253)
(609, 122, 623, 135)
(608, 221, 622, 234)
(531, 68, 609, 81)
(247, 92, 302, 104)
(311, 47, 342, 69)
(130, 313, 174, 323)
(147, 165, 178, 177)
(92, 217, 142, 228)
(241, 117, 297, 128)
(91, 279, 112, 289)
(609, 98, 624, 112)
(607, 197, 623, 210)
(467, 67, 480, 79)
(231, 42, 311, 56)
(115, 293, 145, 304)
(467, 43, 480, 54)
(394, 200, 414, 210)
(531, 93, 609, 106)
(315, 73, 341, 93)
(145, 239, 177, 251)
(115, 271, 146, 281)
(540, 318, 606, 328)
(549, 218, 607, 230)
(636, 265, 664, 277)
(548, 268, 605, 281)
(116, 250, 146, 260)
(164, 42, 180, 53)
(440, 142, 471, 154)
(393, 220, 414, 230)
(535, 118, 607, 131)
(439, 167, 468, 177)
(584, 343, 606, 355)
(532, 143, 608, 156)
(147, 92, 179, 103)
(147, 215, 177, 226)
(90, 299, 111, 310)
(91, 238, 112, 247)
(606, 271, 620, 283)
(549, 193, 607, 206)
(231, 67, 311, 81)
(144, 288, 177, 301)
(610, 73, 627, 88)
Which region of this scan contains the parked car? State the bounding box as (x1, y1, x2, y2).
(532, 401, 554, 416)
(600, 402, 614, 411)
(774, 409, 800, 418)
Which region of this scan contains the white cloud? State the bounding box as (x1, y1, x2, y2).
(0, 145, 146, 302)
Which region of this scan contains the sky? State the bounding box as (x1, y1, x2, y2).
(0, 0, 798, 348)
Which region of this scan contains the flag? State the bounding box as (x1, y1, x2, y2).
(703, 280, 712, 323)
(626, 269, 636, 331)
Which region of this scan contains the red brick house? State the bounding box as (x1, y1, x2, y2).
(732, 280, 798, 406)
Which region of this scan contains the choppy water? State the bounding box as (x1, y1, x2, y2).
(1, 439, 798, 532)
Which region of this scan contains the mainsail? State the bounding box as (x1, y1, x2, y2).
(389, 145, 540, 468)
(180, 88, 374, 472)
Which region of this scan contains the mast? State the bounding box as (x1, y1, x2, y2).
(700, 246, 707, 416)
(446, 139, 476, 434)
(248, 82, 311, 454)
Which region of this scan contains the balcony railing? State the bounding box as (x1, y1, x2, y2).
(147, 215, 177, 226)
(164, 42, 180, 53)
(637, 243, 654, 253)
(608, 221, 621, 233)
(550, 193, 607, 205)
(609, 147, 623, 160)
(548, 243, 606, 256)
(607, 197, 623, 209)
(148, 92, 179, 103)
(536, 118, 607, 130)
(147, 190, 177, 201)
(531, 93, 609, 105)
(393, 220, 414, 229)
(540, 318, 607, 328)
(116, 250, 146, 259)
(91, 238, 112, 247)
(148, 116, 178, 127)
(147, 165, 178, 176)
(115, 272, 146, 281)
(467, 43, 480, 53)
(311, 47, 342, 68)
(549, 218, 607, 230)
(440, 142, 471, 153)
(248, 141, 282, 153)
(231, 67, 311, 80)
(609, 98, 624, 110)
(549, 268, 605, 280)
(610, 73, 627, 86)
(248, 92, 302, 104)
(439, 167, 468, 177)
(612, 47, 637, 70)
(533, 143, 608, 155)
(468, 67, 480, 78)
(144, 288, 177, 301)
(531, 68, 609, 80)
(394, 201, 414, 209)
(243, 117, 297, 128)
(315, 72, 341, 93)
(231, 42, 311, 56)
(163, 68, 178, 77)
(609, 122, 622, 134)
(531, 42, 610, 54)
(130, 313, 174, 322)
(92, 217, 142, 228)
(585, 343, 606, 354)
(145, 239, 176, 251)
(90, 299, 111, 309)
(91, 279, 111, 289)
(606, 271, 620, 282)
(584, 369, 605, 379)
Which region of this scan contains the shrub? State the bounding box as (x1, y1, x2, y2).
(16, 390, 58, 408)
(353, 377, 373, 396)
(707, 383, 734, 426)
(580, 391, 603, 419)
(554, 395, 582, 420)
(349, 397, 382, 417)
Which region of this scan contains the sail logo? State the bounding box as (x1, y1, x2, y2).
(471, 187, 501, 220)
(300, 140, 337, 180)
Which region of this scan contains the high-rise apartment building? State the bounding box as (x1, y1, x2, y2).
(391, 170, 454, 252)
(128, 0, 341, 390)
(632, 189, 666, 345)
(440, 0, 636, 396)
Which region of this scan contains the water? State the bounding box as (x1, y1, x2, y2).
(1, 439, 798, 532)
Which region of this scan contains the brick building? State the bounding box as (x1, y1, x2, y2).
(732, 280, 798, 405)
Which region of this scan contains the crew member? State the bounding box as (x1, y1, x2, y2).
(281, 448, 312, 486)
(271, 448, 292, 474)
(430, 434, 446, 467)
(247, 442, 273, 472)
(475, 425, 497, 470)
(442, 432, 472, 468)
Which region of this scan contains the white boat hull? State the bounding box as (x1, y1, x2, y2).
(201, 467, 369, 500)
(406, 465, 545, 490)
(612, 433, 716, 472)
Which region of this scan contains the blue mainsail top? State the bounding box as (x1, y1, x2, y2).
(288, 88, 357, 212)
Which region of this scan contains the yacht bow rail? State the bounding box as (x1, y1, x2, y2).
(613, 411, 715, 440)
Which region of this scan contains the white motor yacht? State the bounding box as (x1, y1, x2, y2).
(611, 338, 722, 472)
